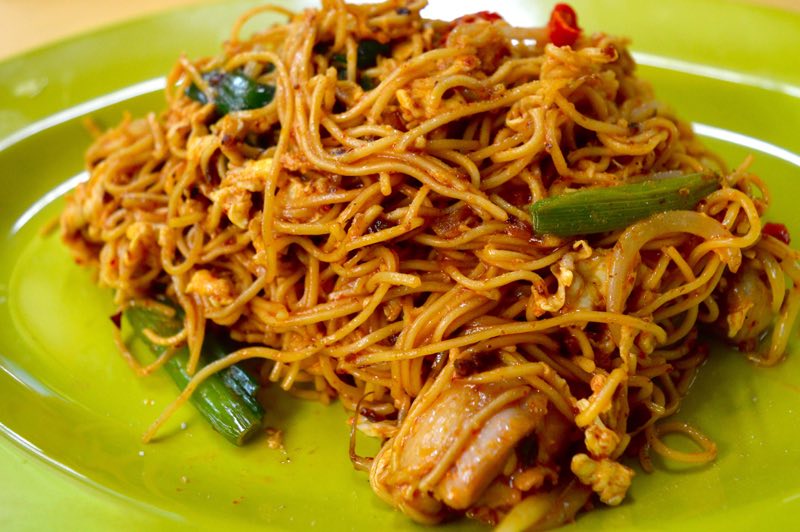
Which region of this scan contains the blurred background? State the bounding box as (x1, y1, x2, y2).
(0, 0, 799, 60)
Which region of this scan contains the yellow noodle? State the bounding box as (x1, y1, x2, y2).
(646, 421, 717, 464)
(59, 1, 798, 529)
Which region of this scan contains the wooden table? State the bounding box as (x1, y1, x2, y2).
(0, 0, 798, 61)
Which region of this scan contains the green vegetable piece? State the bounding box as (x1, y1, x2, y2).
(203, 333, 264, 417)
(331, 53, 346, 67)
(529, 173, 720, 236)
(215, 71, 275, 115)
(356, 39, 391, 69)
(185, 82, 208, 105)
(358, 75, 377, 91)
(148, 299, 263, 416)
(125, 302, 263, 445)
(330, 39, 391, 79)
(185, 70, 275, 116)
(329, 54, 348, 80)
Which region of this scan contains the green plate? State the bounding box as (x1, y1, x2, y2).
(2, 0, 800, 530)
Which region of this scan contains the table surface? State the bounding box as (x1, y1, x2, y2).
(1, 0, 799, 61)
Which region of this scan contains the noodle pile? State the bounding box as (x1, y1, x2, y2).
(60, 1, 800, 528)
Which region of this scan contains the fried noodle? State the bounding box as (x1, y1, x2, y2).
(60, 0, 800, 528)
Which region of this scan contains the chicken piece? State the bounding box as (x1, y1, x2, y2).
(534, 406, 577, 464)
(370, 433, 445, 523)
(570, 453, 634, 506)
(370, 379, 551, 523)
(436, 392, 547, 509)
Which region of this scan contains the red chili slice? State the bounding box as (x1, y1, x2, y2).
(548, 3, 582, 47)
(762, 222, 791, 244)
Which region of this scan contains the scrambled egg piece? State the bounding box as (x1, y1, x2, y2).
(530, 241, 611, 316)
(209, 158, 271, 228)
(186, 269, 235, 306)
(584, 418, 621, 458)
(571, 453, 634, 506)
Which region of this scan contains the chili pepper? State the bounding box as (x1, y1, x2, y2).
(548, 3, 581, 47)
(762, 222, 791, 244)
